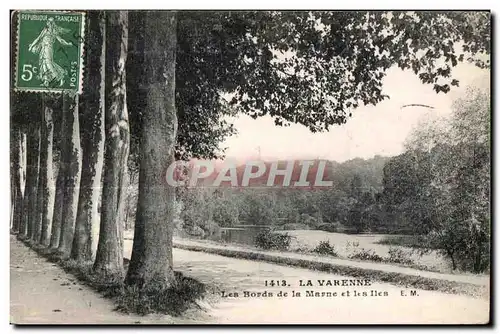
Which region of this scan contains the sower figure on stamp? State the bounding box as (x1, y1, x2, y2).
(28, 17, 72, 87)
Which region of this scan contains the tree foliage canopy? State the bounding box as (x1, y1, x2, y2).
(383, 83, 490, 272)
(126, 11, 490, 160)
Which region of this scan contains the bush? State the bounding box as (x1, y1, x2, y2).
(386, 247, 414, 265)
(348, 248, 383, 262)
(313, 240, 338, 257)
(255, 230, 292, 251)
(429, 221, 490, 273)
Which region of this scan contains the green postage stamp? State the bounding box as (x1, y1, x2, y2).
(14, 11, 85, 94)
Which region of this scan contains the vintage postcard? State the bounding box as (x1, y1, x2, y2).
(9, 10, 491, 325)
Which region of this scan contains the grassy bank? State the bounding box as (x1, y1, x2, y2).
(18, 236, 208, 316)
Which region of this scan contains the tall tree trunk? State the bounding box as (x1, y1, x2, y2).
(34, 140, 44, 244)
(57, 94, 82, 256)
(10, 132, 15, 231)
(33, 99, 53, 245)
(126, 11, 177, 288)
(38, 96, 56, 246)
(11, 126, 24, 233)
(94, 11, 129, 277)
(18, 131, 28, 239)
(26, 118, 41, 242)
(72, 11, 106, 262)
(10, 187, 14, 231)
(10, 12, 20, 234)
(49, 150, 65, 249)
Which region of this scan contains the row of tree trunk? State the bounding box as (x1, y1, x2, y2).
(11, 10, 179, 289)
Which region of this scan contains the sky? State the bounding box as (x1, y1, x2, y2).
(221, 62, 489, 163)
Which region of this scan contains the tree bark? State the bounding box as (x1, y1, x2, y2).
(34, 134, 44, 244)
(72, 11, 106, 262)
(11, 126, 24, 233)
(38, 95, 56, 246)
(18, 132, 28, 239)
(125, 11, 177, 288)
(447, 249, 457, 271)
(25, 119, 41, 242)
(49, 154, 65, 249)
(10, 12, 22, 234)
(94, 11, 129, 277)
(10, 185, 14, 231)
(10, 132, 15, 231)
(57, 94, 82, 256)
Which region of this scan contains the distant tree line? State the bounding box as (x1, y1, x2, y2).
(177, 86, 490, 273)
